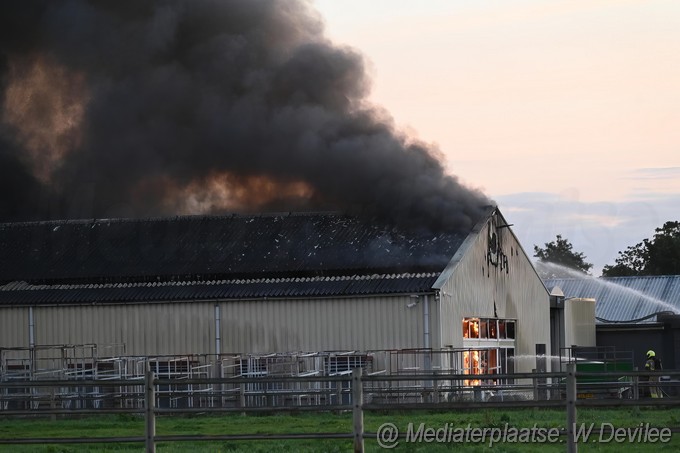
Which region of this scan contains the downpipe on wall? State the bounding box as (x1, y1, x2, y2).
(214, 304, 223, 379)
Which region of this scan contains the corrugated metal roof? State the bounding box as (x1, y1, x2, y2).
(0, 213, 468, 284)
(0, 272, 440, 305)
(545, 275, 680, 323)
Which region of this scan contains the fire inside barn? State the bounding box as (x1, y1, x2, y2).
(0, 206, 559, 389)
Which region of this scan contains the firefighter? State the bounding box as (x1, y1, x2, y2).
(644, 350, 663, 398)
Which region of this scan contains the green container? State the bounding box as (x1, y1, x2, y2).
(574, 360, 633, 398)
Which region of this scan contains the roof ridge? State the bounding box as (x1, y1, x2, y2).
(0, 211, 350, 227)
(2, 272, 442, 291)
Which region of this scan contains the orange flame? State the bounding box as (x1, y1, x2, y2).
(463, 350, 482, 386)
(136, 172, 317, 215)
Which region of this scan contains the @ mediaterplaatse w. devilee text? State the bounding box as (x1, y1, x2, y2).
(375, 422, 672, 448)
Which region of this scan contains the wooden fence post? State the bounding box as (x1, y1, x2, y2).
(335, 380, 343, 414)
(145, 368, 156, 453)
(239, 382, 246, 416)
(352, 368, 364, 453)
(631, 366, 641, 416)
(566, 363, 577, 453)
(50, 386, 57, 422)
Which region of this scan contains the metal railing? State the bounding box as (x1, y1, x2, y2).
(2, 366, 680, 452)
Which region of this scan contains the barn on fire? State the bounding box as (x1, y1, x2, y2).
(0, 206, 550, 379)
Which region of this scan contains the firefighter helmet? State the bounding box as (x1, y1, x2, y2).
(647, 350, 656, 358)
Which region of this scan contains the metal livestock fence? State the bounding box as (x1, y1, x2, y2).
(1, 367, 680, 452)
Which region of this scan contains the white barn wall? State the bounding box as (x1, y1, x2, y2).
(30, 303, 215, 356)
(4, 295, 425, 357)
(217, 296, 424, 353)
(435, 211, 550, 372)
(0, 307, 29, 358)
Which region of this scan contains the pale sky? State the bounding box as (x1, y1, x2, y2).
(315, 0, 680, 275)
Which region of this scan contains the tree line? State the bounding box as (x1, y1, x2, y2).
(533, 221, 680, 278)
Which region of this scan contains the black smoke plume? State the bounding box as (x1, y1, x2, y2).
(0, 0, 490, 232)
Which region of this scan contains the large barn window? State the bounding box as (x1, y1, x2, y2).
(455, 347, 515, 386)
(463, 318, 515, 340)
(461, 317, 517, 386)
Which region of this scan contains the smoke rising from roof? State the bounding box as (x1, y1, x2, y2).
(0, 0, 490, 232)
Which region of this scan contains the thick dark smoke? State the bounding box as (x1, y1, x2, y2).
(0, 0, 490, 232)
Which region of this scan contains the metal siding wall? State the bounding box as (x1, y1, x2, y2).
(217, 296, 424, 353)
(0, 307, 29, 348)
(31, 303, 214, 356)
(437, 213, 551, 372)
(0, 296, 430, 355)
(1, 295, 425, 356)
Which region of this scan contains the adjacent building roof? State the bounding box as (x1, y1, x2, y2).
(545, 275, 680, 323)
(0, 212, 477, 304)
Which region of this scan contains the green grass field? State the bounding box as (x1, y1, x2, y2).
(1, 407, 680, 452)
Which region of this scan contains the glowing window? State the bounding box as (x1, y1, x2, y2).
(462, 317, 516, 340)
(462, 318, 480, 339)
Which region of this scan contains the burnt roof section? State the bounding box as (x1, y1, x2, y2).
(0, 213, 470, 285)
